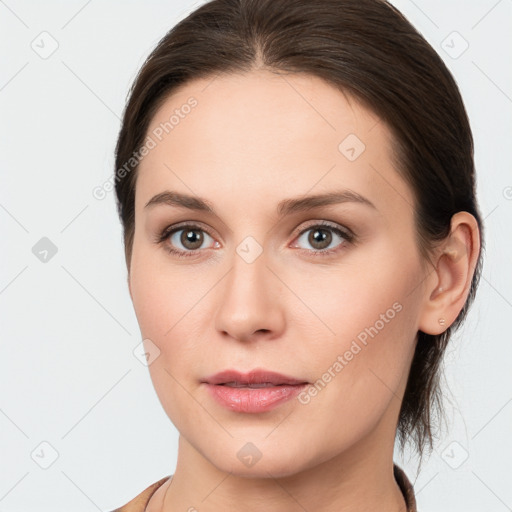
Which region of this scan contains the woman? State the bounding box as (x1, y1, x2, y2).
(111, 0, 483, 510)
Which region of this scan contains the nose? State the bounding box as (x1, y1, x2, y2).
(214, 247, 286, 343)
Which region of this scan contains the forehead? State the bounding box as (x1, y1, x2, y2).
(136, 70, 413, 218)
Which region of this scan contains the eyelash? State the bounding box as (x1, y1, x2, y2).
(155, 221, 355, 259)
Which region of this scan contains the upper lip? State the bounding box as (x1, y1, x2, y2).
(202, 369, 308, 386)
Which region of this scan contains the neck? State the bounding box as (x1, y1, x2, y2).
(157, 423, 407, 511)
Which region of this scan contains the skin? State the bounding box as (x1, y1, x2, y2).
(127, 69, 480, 511)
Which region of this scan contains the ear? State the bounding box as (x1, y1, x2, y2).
(418, 211, 481, 335)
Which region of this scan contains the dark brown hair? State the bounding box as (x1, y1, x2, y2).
(114, 0, 484, 462)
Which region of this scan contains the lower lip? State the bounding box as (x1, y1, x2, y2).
(203, 383, 308, 413)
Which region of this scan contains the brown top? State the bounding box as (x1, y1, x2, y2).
(394, 463, 417, 511)
(111, 463, 417, 511)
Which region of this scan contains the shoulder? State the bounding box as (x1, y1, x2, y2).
(109, 475, 172, 512)
(109, 468, 414, 512)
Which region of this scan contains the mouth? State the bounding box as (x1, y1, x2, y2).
(218, 382, 292, 388)
(201, 369, 309, 413)
(202, 368, 309, 386)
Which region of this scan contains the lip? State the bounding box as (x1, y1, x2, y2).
(201, 369, 309, 413)
(202, 368, 308, 386)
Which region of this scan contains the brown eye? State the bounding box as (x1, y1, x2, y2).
(294, 223, 352, 254)
(180, 228, 204, 250)
(167, 227, 214, 252)
(308, 227, 332, 250)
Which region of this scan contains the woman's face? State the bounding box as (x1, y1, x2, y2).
(129, 70, 431, 476)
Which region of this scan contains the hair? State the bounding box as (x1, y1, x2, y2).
(114, 0, 484, 464)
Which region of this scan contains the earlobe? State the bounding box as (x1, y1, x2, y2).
(418, 212, 480, 335)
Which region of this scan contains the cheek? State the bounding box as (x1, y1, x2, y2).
(130, 261, 210, 431)
(284, 247, 419, 350)
(286, 245, 421, 407)
(129, 247, 216, 385)
(130, 277, 171, 341)
(130, 240, 202, 340)
(289, 278, 418, 455)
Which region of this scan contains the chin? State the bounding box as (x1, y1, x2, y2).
(198, 436, 315, 479)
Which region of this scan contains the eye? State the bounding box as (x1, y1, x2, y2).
(292, 222, 354, 256)
(157, 223, 219, 258)
(156, 220, 354, 259)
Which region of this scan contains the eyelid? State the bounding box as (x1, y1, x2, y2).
(290, 219, 354, 240)
(157, 220, 217, 242)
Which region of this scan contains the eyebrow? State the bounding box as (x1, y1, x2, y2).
(144, 189, 377, 216)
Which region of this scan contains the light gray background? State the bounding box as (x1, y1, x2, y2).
(1, 1, 511, 511)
